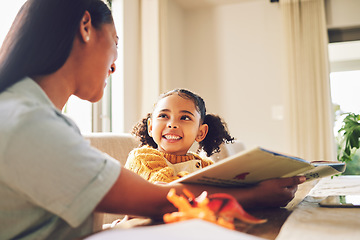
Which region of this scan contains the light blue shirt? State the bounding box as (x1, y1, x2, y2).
(0, 78, 121, 239)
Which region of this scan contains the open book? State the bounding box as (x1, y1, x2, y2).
(170, 147, 346, 187)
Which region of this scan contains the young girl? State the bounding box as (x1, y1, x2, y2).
(125, 88, 235, 183)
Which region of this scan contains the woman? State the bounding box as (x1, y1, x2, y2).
(0, 0, 305, 239)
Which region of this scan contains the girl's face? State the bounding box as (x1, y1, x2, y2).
(75, 22, 118, 102)
(148, 94, 208, 155)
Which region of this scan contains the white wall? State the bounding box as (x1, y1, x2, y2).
(120, 0, 360, 153)
(325, 0, 360, 29)
(166, 0, 288, 151)
(164, 0, 360, 153)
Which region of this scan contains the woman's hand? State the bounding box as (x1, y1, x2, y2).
(249, 176, 307, 208)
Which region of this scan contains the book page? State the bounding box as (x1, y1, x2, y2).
(170, 147, 346, 187)
(171, 147, 312, 187)
(85, 219, 265, 240)
(300, 164, 345, 181)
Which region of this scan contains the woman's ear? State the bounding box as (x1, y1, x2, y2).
(195, 124, 208, 142)
(147, 118, 153, 137)
(79, 11, 92, 43)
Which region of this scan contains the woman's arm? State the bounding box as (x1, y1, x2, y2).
(95, 167, 306, 218)
(95, 167, 177, 217)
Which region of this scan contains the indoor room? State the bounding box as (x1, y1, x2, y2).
(0, 0, 359, 239)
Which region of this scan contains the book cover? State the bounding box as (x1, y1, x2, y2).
(170, 147, 346, 187)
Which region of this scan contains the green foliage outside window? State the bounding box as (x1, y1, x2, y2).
(336, 112, 360, 175)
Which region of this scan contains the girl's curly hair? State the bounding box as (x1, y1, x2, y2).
(131, 89, 235, 156)
(131, 113, 157, 148)
(200, 114, 234, 156)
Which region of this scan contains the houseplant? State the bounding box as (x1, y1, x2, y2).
(337, 113, 360, 175)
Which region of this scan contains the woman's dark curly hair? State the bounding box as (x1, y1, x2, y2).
(132, 89, 234, 156)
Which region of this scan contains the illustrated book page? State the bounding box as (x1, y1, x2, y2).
(170, 147, 346, 187)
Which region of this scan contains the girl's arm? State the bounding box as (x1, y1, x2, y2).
(95, 167, 306, 218)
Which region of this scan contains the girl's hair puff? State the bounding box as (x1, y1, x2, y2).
(200, 114, 234, 156)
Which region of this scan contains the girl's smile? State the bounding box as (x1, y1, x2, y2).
(163, 134, 182, 141)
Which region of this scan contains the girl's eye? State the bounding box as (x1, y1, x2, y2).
(158, 113, 168, 119)
(181, 115, 191, 121)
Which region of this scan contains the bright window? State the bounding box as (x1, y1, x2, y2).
(329, 41, 360, 175)
(329, 41, 360, 132)
(63, 96, 93, 133)
(331, 70, 360, 131)
(0, 1, 26, 43)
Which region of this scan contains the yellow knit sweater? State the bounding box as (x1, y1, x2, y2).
(124, 145, 214, 183)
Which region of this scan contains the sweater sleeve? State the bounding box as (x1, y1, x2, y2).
(124, 147, 179, 183)
(191, 152, 214, 168)
(201, 157, 214, 168)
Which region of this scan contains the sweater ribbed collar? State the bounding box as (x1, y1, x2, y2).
(159, 152, 196, 164)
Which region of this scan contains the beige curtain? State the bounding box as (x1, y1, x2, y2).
(280, 0, 336, 161)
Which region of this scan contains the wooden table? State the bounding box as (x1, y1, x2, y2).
(275, 176, 360, 240)
(233, 180, 318, 240)
(238, 176, 360, 240)
(85, 176, 360, 240)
